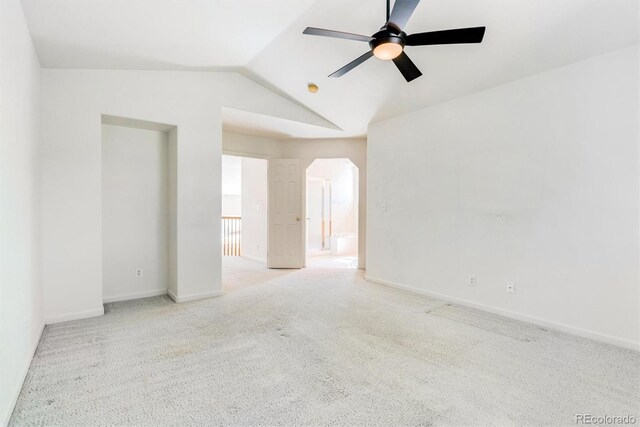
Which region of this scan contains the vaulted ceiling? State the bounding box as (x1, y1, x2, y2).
(21, 0, 639, 139)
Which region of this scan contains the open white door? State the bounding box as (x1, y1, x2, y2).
(268, 159, 303, 268)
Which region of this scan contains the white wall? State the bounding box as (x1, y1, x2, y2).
(0, 0, 43, 424)
(40, 69, 332, 320)
(222, 155, 242, 216)
(241, 157, 268, 263)
(167, 128, 178, 299)
(222, 195, 241, 217)
(101, 124, 169, 302)
(367, 46, 639, 349)
(222, 131, 284, 159)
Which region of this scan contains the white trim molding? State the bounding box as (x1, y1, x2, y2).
(3, 322, 45, 427)
(44, 307, 105, 325)
(365, 275, 640, 352)
(103, 289, 168, 303)
(168, 289, 224, 303)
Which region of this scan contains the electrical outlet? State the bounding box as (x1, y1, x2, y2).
(468, 275, 476, 287)
(135, 268, 143, 278)
(506, 281, 515, 294)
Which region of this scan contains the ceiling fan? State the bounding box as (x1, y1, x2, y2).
(302, 0, 486, 82)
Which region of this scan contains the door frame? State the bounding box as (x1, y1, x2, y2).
(303, 158, 359, 268)
(219, 150, 363, 271)
(306, 177, 332, 252)
(219, 148, 270, 290)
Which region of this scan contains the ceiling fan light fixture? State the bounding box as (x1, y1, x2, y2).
(372, 42, 403, 60)
(303, 0, 486, 82)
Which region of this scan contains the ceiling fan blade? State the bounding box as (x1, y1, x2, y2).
(392, 51, 422, 82)
(303, 27, 373, 42)
(329, 51, 374, 78)
(406, 27, 486, 46)
(387, 0, 421, 30)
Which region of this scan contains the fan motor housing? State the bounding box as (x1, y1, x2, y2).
(369, 27, 406, 52)
(369, 35, 405, 51)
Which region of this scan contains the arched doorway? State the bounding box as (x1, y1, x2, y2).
(305, 158, 359, 268)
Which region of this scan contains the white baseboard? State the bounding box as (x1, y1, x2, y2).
(44, 307, 104, 325)
(2, 322, 45, 427)
(365, 275, 640, 352)
(103, 289, 167, 303)
(167, 289, 224, 303)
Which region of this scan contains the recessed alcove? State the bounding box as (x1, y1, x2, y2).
(101, 115, 177, 303)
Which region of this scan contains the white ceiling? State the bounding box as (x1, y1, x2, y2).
(21, 0, 639, 139)
(21, 0, 315, 69)
(222, 107, 347, 139)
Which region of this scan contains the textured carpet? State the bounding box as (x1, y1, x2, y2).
(10, 258, 640, 426)
(306, 253, 358, 269)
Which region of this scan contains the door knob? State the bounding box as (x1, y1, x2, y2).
(296, 217, 301, 221)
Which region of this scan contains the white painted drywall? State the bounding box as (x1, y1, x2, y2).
(307, 159, 359, 251)
(222, 131, 284, 159)
(241, 157, 268, 263)
(40, 69, 333, 321)
(0, 0, 43, 424)
(222, 155, 242, 217)
(167, 127, 178, 298)
(222, 195, 241, 217)
(101, 125, 169, 302)
(367, 46, 640, 349)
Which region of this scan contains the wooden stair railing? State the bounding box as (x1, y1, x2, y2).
(222, 216, 241, 256)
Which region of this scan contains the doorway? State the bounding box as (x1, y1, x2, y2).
(305, 158, 359, 268)
(221, 154, 269, 291)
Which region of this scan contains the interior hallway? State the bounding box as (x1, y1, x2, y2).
(10, 257, 639, 426)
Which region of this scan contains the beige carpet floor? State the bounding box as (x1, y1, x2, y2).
(10, 257, 640, 426)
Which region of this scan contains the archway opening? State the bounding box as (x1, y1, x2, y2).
(305, 158, 359, 268)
